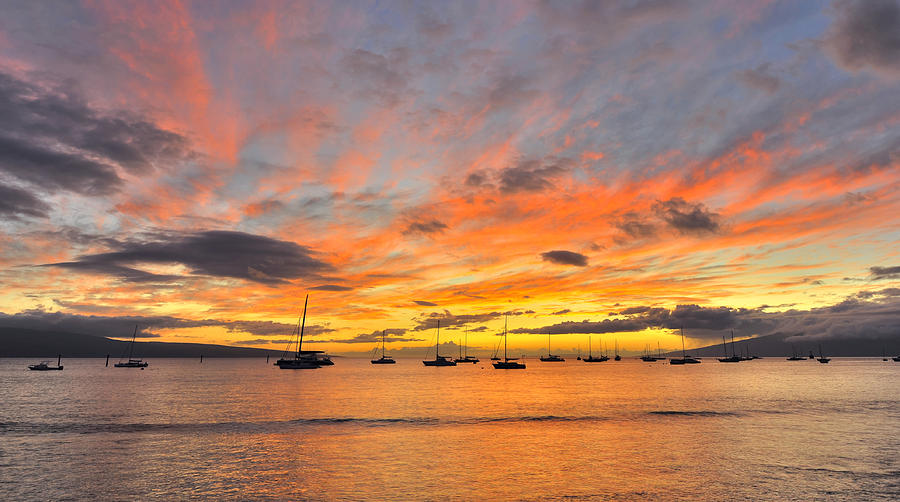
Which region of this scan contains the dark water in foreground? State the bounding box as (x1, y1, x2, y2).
(1, 357, 898, 501)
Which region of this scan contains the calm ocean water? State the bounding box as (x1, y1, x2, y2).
(1, 357, 898, 501)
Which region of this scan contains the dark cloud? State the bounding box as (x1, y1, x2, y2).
(870, 265, 900, 280)
(414, 300, 438, 306)
(0, 309, 340, 340)
(735, 63, 781, 93)
(551, 309, 571, 315)
(403, 218, 448, 236)
(652, 197, 721, 234)
(498, 157, 573, 193)
(411, 310, 526, 331)
(309, 328, 422, 344)
(512, 291, 900, 341)
(615, 213, 658, 239)
(45, 230, 332, 285)
(0, 183, 50, 218)
(541, 250, 589, 267)
(310, 284, 353, 291)
(825, 0, 900, 75)
(0, 70, 191, 197)
(464, 170, 489, 187)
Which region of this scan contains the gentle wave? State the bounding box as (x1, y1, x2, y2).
(1, 411, 743, 435)
(648, 410, 741, 417)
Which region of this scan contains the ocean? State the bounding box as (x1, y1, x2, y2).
(2, 357, 898, 500)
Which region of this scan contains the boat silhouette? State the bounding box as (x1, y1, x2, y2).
(114, 326, 148, 368)
(492, 316, 525, 369)
(276, 295, 332, 369)
(371, 330, 396, 364)
(670, 327, 700, 364)
(29, 354, 63, 371)
(423, 320, 456, 366)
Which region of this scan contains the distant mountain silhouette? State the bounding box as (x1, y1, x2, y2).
(0, 327, 271, 358)
(664, 332, 897, 358)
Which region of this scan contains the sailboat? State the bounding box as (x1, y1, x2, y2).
(28, 354, 63, 371)
(641, 341, 665, 361)
(539, 331, 564, 362)
(490, 339, 501, 360)
(583, 336, 606, 362)
(454, 326, 479, 364)
(670, 327, 700, 364)
(718, 330, 741, 363)
(786, 345, 805, 361)
(614, 340, 621, 361)
(492, 316, 525, 369)
(114, 325, 149, 368)
(807, 350, 815, 360)
(423, 320, 456, 366)
(276, 294, 332, 369)
(817, 344, 831, 364)
(371, 330, 396, 364)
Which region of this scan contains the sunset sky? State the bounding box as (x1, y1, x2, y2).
(1, 0, 898, 355)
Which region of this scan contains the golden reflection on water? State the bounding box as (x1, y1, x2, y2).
(1, 358, 898, 500)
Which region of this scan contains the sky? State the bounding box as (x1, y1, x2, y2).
(0, 0, 898, 356)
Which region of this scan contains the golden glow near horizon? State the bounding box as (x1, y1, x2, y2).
(0, 1, 898, 354)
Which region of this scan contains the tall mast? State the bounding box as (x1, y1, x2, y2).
(731, 329, 736, 357)
(464, 326, 468, 358)
(504, 315, 508, 361)
(297, 294, 309, 357)
(681, 326, 686, 359)
(436, 319, 440, 357)
(128, 325, 137, 360)
(382, 330, 386, 357)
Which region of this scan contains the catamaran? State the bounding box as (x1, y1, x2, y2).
(423, 320, 456, 366)
(670, 327, 700, 364)
(371, 330, 396, 364)
(114, 325, 149, 368)
(276, 295, 332, 369)
(493, 316, 525, 369)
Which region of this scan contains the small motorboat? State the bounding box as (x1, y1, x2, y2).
(29, 355, 63, 371)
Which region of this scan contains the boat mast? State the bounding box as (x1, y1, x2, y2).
(681, 326, 686, 359)
(436, 319, 440, 358)
(297, 294, 309, 357)
(464, 326, 468, 358)
(503, 315, 508, 361)
(128, 325, 137, 360)
(382, 330, 386, 357)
